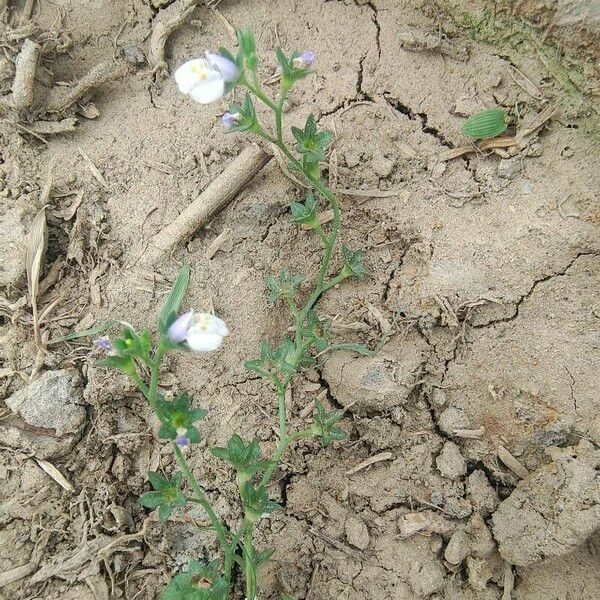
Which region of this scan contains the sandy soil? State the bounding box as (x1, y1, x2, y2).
(1, 1, 599, 599)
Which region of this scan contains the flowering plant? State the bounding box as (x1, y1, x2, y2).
(95, 30, 370, 600)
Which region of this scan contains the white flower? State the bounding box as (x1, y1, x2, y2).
(167, 310, 229, 352)
(174, 53, 239, 105)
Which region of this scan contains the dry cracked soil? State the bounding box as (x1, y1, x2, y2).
(1, 0, 599, 599)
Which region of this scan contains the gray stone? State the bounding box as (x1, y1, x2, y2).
(321, 340, 426, 415)
(408, 559, 445, 596)
(5, 370, 85, 435)
(437, 407, 472, 436)
(436, 441, 467, 480)
(445, 529, 470, 565)
(0, 205, 28, 287)
(372, 150, 395, 178)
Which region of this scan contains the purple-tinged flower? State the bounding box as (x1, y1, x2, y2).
(222, 111, 240, 128)
(175, 427, 190, 449)
(167, 310, 194, 344)
(167, 310, 229, 352)
(292, 50, 315, 69)
(95, 336, 114, 352)
(205, 52, 240, 83)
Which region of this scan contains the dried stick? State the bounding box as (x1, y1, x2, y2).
(12, 38, 39, 111)
(0, 562, 36, 588)
(149, 0, 199, 71)
(143, 144, 271, 265)
(46, 59, 128, 113)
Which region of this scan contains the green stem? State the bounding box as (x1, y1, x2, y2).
(321, 270, 350, 294)
(260, 429, 313, 488)
(173, 443, 229, 548)
(143, 343, 233, 582)
(243, 525, 257, 600)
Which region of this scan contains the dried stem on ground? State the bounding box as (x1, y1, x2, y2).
(46, 60, 128, 113)
(142, 143, 271, 265)
(149, 0, 199, 71)
(12, 38, 39, 111)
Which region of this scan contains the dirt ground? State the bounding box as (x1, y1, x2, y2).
(1, 0, 599, 599)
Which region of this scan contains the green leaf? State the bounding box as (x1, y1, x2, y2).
(255, 547, 276, 568)
(98, 355, 136, 376)
(156, 392, 207, 444)
(158, 264, 191, 335)
(244, 359, 269, 377)
(237, 29, 258, 70)
(140, 471, 186, 522)
(265, 269, 304, 303)
(312, 402, 346, 447)
(463, 108, 507, 140)
(225, 93, 258, 133)
(211, 435, 270, 479)
(342, 245, 370, 278)
(161, 559, 227, 600)
(290, 191, 318, 228)
(48, 319, 129, 345)
(292, 115, 332, 164)
(302, 309, 330, 351)
(241, 482, 281, 522)
(326, 342, 373, 356)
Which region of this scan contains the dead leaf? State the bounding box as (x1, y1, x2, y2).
(26, 205, 48, 348)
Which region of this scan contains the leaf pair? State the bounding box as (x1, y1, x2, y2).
(140, 471, 186, 522)
(211, 434, 271, 481)
(276, 48, 312, 92)
(341, 245, 370, 279)
(245, 337, 299, 380)
(157, 392, 207, 444)
(290, 191, 319, 229)
(241, 481, 281, 523)
(291, 115, 333, 168)
(265, 269, 304, 304)
(161, 559, 227, 600)
(311, 402, 346, 447)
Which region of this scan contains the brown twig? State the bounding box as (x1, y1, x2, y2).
(143, 144, 271, 265)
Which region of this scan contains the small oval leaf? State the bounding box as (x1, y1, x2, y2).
(462, 109, 507, 140)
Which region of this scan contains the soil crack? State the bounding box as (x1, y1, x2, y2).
(472, 251, 598, 329)
(384, 95, 452, 148)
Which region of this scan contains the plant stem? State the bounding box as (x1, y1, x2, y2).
(243, 525, 257, 600)
(172, 443, 229, 548)
(143, 344, 233, 582)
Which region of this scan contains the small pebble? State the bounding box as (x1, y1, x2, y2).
(123, 45, 146, 66)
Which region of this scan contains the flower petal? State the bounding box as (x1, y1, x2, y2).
(174, 58, 211, 94)
(186, 327, 224, 352)
(194, 313, 229, 337)
(189, 77, 225, 104)
(167, 310, 194, 343)
(205, 52, 240, 82)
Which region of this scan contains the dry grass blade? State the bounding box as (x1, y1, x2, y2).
(34, 457, 75, 492)
(345, 451, 394, 475)
(26, 205, 48, 348)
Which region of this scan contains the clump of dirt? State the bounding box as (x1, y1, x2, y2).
(0, 0, 599, 599)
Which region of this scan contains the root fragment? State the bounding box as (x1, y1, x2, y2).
(46, 59, 128, 113)
(12, 38, 39, 111)
(149, 0, 199, 71)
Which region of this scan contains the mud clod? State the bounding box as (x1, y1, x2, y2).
(436, 441, 467, 480)
(491, 441, 600, 567)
